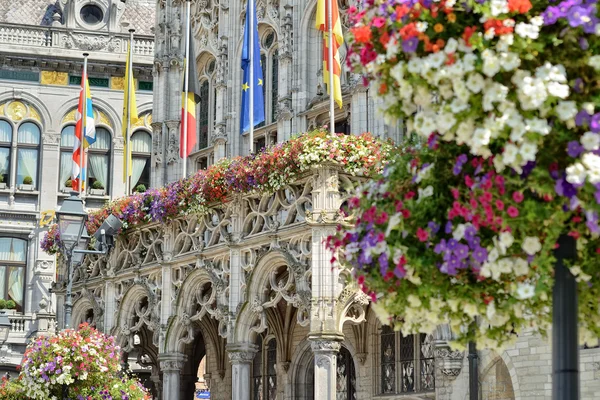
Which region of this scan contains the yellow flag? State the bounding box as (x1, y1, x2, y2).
(123, 41, 139, 183)
(315, 0, 344, 109)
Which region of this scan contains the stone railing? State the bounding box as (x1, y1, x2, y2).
(0, 23, 154, 59)
(8, 313, 35, 334)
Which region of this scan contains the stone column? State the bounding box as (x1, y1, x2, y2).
(228, 345, 257, 400)
(310, 338, 342, 400)
(160, 353, 186, 400)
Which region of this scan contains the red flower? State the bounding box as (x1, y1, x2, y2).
(462, 26, 477, 47)
(405, 191, 416, 200)
(495, 200, 505, 210)
(508, 0, 532, 13)
(401, 209, 411, 219)
(395, 5, 410, 20)
(351, 26, 372, 43)
(507, 206, 519, 218)
(465, 175, 474, 188)
(416, 227, 429, 242)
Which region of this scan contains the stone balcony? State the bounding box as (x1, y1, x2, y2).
(0, 22, 154, 63)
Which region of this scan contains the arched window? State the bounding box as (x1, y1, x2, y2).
(59, 125, 75, 191)
(197, 58, 217, 151)
(378, 326, 435, 394)
(252, 336, 278, 400)
(0, 237, 27, 313)
(87, 128, 111, 194)
(59, 126, 112, 195)
(260, 30, 278, 126)
(131, 130, 151, 192)
(0, 120, 12, 187)
(16, 122, 40, 189)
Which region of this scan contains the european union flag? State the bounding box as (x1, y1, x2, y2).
(240, 0, 265, 134)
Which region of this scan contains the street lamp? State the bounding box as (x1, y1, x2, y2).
(56, 192, 88, 330)
(55, 192, 122, 331)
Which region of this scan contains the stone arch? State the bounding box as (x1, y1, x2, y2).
(164, 267, 226, 353)
(479, 352, 516, 400)
(114, 282, 159, 351)
(233, 248, 309, 344)
(0, 92, 52, 129)
(289, 337, 359, 400)
(71, 295, 101, 329)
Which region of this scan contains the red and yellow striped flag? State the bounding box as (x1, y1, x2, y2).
(316, 0, 344, 109)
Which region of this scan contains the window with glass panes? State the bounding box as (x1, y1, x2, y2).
(130, 130, 152, 193)
(379, 326, 435, 395)
(0, 237, 27, 313)
(259, 31, 279, 125)
(0, 120, 41, 189)
(252, 336, 277, 400)
(0, 120, 12, 186)
(60, 126, 111, 194)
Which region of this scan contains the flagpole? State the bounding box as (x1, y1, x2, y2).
(327, 0, 335, 136)
(126, 29, 135, 195)
(81, 53, 89, 195)
(249, 0, 255, 155)
(183, 0, 191, 179)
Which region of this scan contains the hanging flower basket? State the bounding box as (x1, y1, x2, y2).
(2, 323, 151, 399)
(328, 0, 600, 350)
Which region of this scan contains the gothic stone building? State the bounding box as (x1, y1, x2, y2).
(2, 1, 600, 400)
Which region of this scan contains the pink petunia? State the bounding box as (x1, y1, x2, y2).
(507, 206, 519, 218)
(416, 227, 429, 242)
(512, 191, 524, 203)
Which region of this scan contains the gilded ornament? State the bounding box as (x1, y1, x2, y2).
(111, 77, 125, 91)
(62, 109, 77, 124)
(41, 71, 68, 86)
(30, 107, 42, 123)
(99, 111, 111, 127)
(0, 103, 5, 116)
(6, 101, 27, 121)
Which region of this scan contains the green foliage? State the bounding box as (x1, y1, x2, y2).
(135, 184, 147, 193)
(22, 176, 33, 185)
(91, 180, 104, 190)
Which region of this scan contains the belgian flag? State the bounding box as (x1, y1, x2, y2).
(180, 29, 201, 158)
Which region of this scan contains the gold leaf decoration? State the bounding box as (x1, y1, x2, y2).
(6, 101, 27, 121)
(41, 71, 68, 86)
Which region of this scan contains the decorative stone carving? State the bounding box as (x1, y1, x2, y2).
(435, 344, 464, 377)
(165, 120, 180, 164)
(277, 96, 293, 121)
(212, 123, 227, 145)
(151, 122, 163, 167)
(160, 359, 185, 372)
(310, 340, 342, 353)
(279, 5, 293, 61)
(34, 259, 54, 275)
(215, 38, 228, 89)
(42, 132, 61, 146)
(228, 351, 256, 363)
(192, 0, 220, 54)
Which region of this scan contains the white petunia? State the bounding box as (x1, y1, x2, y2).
(530, 16, 544, 27)
(512, 257, 529, 276)
(522, 236, 542, 256)
(417, 185, 434, 203)
(473, 127, 492, 147)
(429, 52, 446, 69)
(453, 224, 467, 241)
(501, 52, 521, 71)
(581, 132, 600, 151)
(482, 50, 501, 77)
(582, 153, 600, 184)
(456, 120, 474, 144)
(520, 141, 538, 162)
(466, 73, 485, 93)
(390, 61, 404, 83)
(502, 143, 519, 164)
(444, 38, 458, 54)
(515, 22, 540, 39)
(496, 33, 514, 52)
(386, 37, 400, 60)
(499, 231, 514, 249)
(437, 112, 457, 133)
(510, 124, 527, 143)
(450, 98, 469, 114)
(416, 21, 428, 33)
(515, 283, 535, 300)
(547, 81, 570, 99)
(555, 101, 578, 121)
(490, 0, 509, 16)
(566, 162, 587, 185)
(588, 55, 600, 71)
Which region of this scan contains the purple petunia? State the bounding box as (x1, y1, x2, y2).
(591, 113, 600, 133)
(472, 246, 488, 264)
(576, 110, 591, 127)
(567, 141, 584, 158)
(402, 37, 419, 53)
(543, 6, 561, 25)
